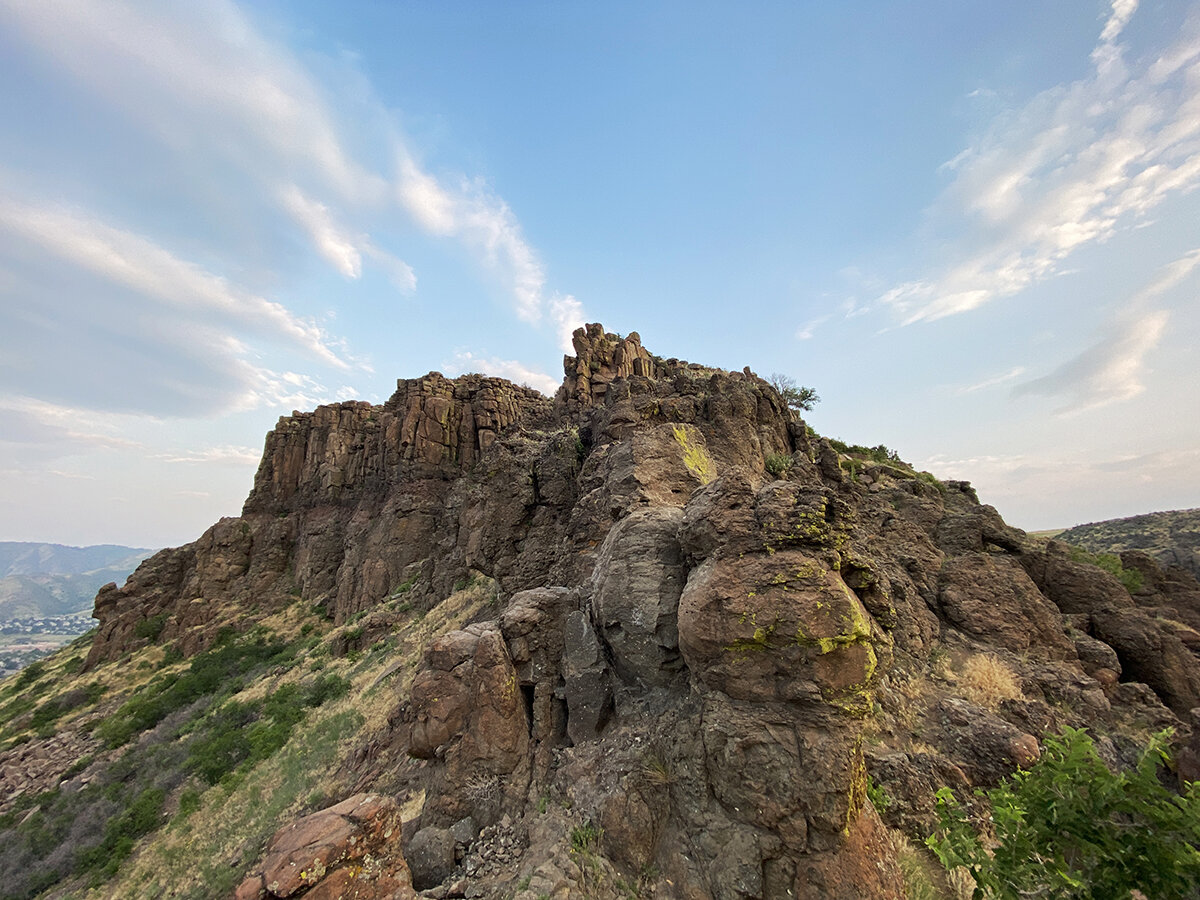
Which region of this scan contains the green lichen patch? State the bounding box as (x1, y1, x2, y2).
(672, 425, 715, 484)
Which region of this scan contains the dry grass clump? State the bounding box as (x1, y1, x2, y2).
(956, 653, 1023, 710)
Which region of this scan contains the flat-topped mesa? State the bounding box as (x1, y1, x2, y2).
(244, 371, 553, 514)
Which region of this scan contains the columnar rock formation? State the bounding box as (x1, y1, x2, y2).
(82, 325, 1200, 900)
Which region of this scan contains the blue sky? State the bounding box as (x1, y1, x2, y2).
(1, 0, 1198, 548)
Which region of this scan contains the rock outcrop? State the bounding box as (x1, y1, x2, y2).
(72, 324, 1200, 900)
(234, 794, 414, 900)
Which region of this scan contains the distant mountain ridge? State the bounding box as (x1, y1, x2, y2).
(0, 542, 155, 618)
(1056, 508, 1200, 582)
(0, 542, 154, 578)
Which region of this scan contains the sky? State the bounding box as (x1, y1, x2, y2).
(1, 0, 1198, 549)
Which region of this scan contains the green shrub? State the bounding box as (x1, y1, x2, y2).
(830, 439, 902, 464)
(12, 661, 46, 691)
(928, 727, 1200, 899)
(96, 633, 294, 748)
(304, 673, 350, 707)
(134, 612, 170, 641)
(390, 574, 418, 597)
(1066, 546, 1144, 594)
(175, 788, 202, 820)
(570, 821, 602, 852)
(184, 674, 346, 786)
(77, 786, 166, 880)
(866, 774, 891, 813)
(765, 453, 794, 477)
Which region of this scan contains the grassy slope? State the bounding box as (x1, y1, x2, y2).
(0, 576, 498, 900)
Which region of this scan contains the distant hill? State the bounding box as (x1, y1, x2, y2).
(1055, 508, 1200, 581)
(0, 542, 154, 618)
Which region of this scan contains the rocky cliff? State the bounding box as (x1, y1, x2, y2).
(10, 324, 1200, 900)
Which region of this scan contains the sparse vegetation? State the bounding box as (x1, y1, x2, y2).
(955, 654, 1023, 711)
(1065, 545, 1144, 594)
(0, 627, 353, 900)
(765, 452, 794, 477)
(829, 439, 902, 464)
(570, 821, 602, 853)
(133, 611, 170, 641)
(96, 630, 297, 749)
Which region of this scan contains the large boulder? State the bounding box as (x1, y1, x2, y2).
(679, 549, 884, 712)
(589, 507, 688, 688)
(405, 623, 531, 825)
(234, 794, 413, 900)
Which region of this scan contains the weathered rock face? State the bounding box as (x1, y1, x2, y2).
(234, 793, 414, 900)
(82, 324, 1200, 899)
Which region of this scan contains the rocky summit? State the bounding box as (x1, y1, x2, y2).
(4, 324, 1200, 900)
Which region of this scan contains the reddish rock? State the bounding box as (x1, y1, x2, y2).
(234, 793, 413, 900)
(938, 553, 1076, 659)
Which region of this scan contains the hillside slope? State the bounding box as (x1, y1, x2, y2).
(1057, 508, 1200, 582)
(1, 325, 1198, 900)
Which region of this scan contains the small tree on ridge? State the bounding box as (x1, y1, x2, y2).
(768, 373, 820, 412)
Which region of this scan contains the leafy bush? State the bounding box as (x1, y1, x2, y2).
(829, 439, 902, 464)
(11, 661, 46, 691)
(570, 821, 602, 852)
(77, 786, 166, 880)
(175, 788, 202, 820)
(186, 674, 349, 785)
(928, 727, 1200, 899)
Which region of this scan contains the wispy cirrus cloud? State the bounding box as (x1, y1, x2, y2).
(154, 446, 261, 466)
(1013, 308, 1168, 413)
(917, 444, 1200, 528)
(0, 193, 348, 368)
(2, 0, 575, 323)
(956, 366, 1027, 395)
(879, 0, 1200, 325)
(0, 0, 581, 423)
(394, 155, 576, 335)
(0, 397, 143, 454)
(1012, 245, 1199, 413)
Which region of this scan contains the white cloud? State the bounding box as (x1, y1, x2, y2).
(362, 243, 418, 293)
(1014, 308, 1168, 413)
(0, 0, 577, 346)
(395, 155, 558, 324)
(916, 444, 1200, 529)
(0, 0, 382, 203)
(278, 185, 363, 279)
(1012, 244, 1198, 413)
(0, 193, 348, 368)
(155, 446, 261, 465)
(549, 294, 587, 353)
(0, 397, 144, 453)
(446, 351, 559, 396)
(795, 315, 831, 340)
(879, 0, 1200, 324)
(956, 366, 1027, 395)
